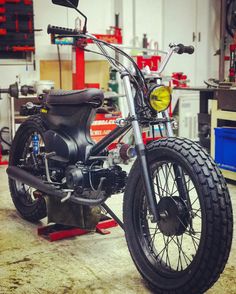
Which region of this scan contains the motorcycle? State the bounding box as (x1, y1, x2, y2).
(6, 1, 233, 293)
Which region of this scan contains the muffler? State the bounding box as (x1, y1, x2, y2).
(7, 166, 107, 206)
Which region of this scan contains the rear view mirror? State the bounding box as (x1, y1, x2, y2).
(52, 0, 79, 8)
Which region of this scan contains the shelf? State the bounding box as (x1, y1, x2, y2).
(9, 95, 38, 140)
(211, 100, 236, 181)
(220, 169, 236, 181)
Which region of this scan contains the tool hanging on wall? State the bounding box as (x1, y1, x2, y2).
(0, 0, 35, 58)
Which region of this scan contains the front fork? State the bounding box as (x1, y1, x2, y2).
(122, 73, 159, 222)
(122, 73, 191, 222)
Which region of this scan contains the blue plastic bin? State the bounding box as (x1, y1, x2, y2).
(214, 127, 236, 172)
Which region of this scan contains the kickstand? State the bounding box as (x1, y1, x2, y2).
(101, 203, 124, 231)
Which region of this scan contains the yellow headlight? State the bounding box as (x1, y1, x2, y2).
(148, 85, 172, 112)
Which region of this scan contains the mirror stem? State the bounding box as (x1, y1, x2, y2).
(65, 0, 87, 33)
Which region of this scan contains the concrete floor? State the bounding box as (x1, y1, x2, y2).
(0, 165, 235, 294)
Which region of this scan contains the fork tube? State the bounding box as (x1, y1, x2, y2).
(163, 110, 174, 137)
(122, 72, 159, 222)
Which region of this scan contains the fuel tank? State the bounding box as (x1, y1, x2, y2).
(42, 105, 96, 163)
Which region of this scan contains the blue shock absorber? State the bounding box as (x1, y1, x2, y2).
(32, 132, 39, 156)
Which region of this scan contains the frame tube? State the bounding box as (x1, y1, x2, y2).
(90, 123, 131, 156)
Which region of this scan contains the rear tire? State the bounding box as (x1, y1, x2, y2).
(9, 115, 47, 222)
(123, 137, 233, 294)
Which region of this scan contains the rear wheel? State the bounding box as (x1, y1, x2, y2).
(123, 138, 233, 294)
(9, 115, 47, 222)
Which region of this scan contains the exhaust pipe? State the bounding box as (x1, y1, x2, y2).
(7, 166, 66, 198)
(7, 166, 107, 206)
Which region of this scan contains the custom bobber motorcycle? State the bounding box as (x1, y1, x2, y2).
(6, 1, 233, 293)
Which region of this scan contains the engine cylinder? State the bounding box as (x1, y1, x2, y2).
(65, 166, 84, 189)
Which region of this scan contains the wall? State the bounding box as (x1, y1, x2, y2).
(208, 0, 221, 80)
(120, 0, 163, 50)
(115, 0, 163, 116)
(162, 0, 220, 86)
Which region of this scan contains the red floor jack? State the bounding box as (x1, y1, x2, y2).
(38, 212, 120, 242)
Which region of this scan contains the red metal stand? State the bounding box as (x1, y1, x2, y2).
(72, 46, 85, 89)
(38, 219, 118, 242)
(72, 28, 122, 90)
(136, 55, 161, 71)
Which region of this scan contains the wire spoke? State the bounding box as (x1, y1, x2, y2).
(164, 236, 172, 269)
(153, 183, 171, 196)
(156, 235, 175, 260)
(184, 231, 201, 241)
(191, 196, 199, 207)
(149, 224, 160, 249)
(191, 208, 202, 219)
(186, 233, 199, 251)
(154, 174, 164, 199)
(175, 236, 192, 266)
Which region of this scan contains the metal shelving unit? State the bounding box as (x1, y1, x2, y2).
(9, 94, 38, 140)
(211, 99, 236, 181)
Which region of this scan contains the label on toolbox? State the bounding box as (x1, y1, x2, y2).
(91, 113, 121, 142)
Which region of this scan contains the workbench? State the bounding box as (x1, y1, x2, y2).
(174, 87, 236, 180)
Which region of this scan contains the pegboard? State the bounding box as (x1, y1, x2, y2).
(0, 0, 35, 58)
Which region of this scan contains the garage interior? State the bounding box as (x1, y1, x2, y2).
(0, 0, 236, 293)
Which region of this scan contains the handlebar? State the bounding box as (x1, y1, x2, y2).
(47, 25, 78, 35)
(176, 43, 194, 55)
(0, 88, 9, 94)
(47, 24, 195, 80)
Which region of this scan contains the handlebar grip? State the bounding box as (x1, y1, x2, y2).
(47, 25, 77, 35)
(177, 44, 195, 55)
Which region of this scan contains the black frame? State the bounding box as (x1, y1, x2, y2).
(89, 123, 132, 158)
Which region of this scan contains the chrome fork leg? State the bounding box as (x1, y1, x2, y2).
(122, 72, 159, 221)
(163, 110, 174, 137)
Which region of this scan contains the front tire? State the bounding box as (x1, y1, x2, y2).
(123, 137, 233, 294)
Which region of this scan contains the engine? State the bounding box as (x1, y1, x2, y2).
(65, 164, 127, 196)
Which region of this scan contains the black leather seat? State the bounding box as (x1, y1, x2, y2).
(46, 88, 104, 107)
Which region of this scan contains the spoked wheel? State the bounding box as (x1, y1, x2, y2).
(9, 115, 47, 222)
(123, 138, 233, 294)
(146, 160, 202, 272)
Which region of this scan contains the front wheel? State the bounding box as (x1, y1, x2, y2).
(123, 138, 233, 294)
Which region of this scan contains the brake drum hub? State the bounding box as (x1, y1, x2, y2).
(157, 196, 190, 236)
